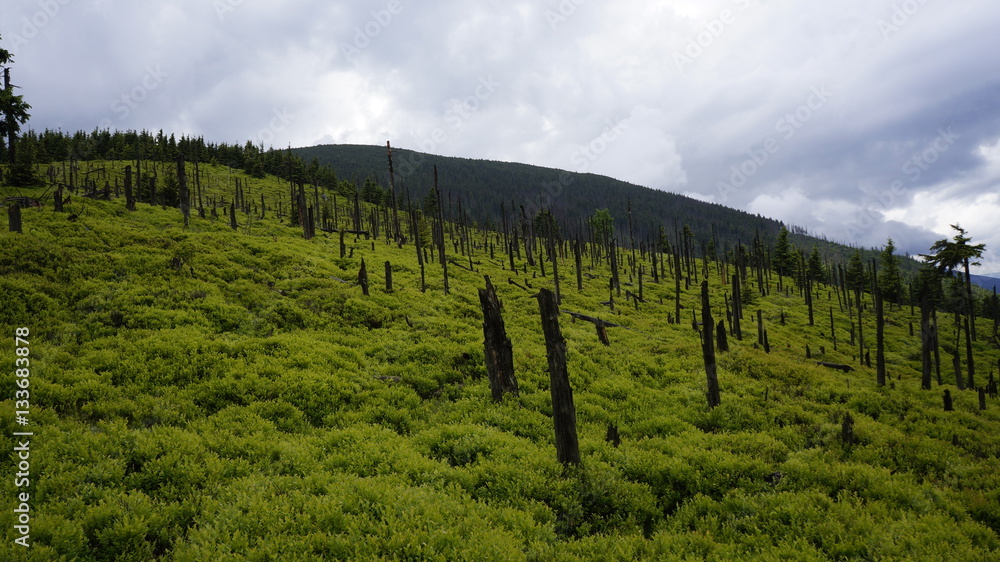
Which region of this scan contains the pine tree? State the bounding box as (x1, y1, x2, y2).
(590, 209, 614, 244)
(846, 249, 866, 293)
(1, 34, 32, 168)
(773, 226, 796, 278)
(8, 132, 38, 187)
(807, 246, 826, 283)
(362, 176, 384, 205)
(878, 237, 904, 303)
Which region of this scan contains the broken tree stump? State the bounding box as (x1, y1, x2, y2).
(536, 288, 580, 465)
(716, 320, 729, 353)
(701, 280, 721, 408)
(841, 413, 856, 445)
(479, 275, 519, 402)
(605, 423, 621, 448)
(7, 205, 21, 233)
(358, 258, 369, 296)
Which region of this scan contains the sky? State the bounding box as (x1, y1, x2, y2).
(4, 0, 1000, 272)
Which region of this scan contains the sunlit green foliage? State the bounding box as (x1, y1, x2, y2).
(1, 160, 999, 560)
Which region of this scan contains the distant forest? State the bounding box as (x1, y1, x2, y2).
(7, 129, 916, 272)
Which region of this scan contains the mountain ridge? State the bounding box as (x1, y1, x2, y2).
(292, 143, 786, 242)
(292, 142, 922, 274)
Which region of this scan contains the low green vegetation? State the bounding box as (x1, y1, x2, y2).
(1, 161, 999, 560)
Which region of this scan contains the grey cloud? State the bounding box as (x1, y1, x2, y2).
(5, 0, 1000, 268)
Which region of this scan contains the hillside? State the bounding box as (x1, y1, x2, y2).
(2, 160, 1000, 560)
(972, 273, 1000, 292)
(292, 144, 786, 245)
(292, 143, 928, 276)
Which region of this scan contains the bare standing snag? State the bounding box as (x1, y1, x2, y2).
(479, 275, 518, 402)
(536, 288, 580, 465)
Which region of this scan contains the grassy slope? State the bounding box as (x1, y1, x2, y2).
(1, 163, 999, 560)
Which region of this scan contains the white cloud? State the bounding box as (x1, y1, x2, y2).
(6, 0, 1000, 270)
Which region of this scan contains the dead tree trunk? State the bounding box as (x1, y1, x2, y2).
(479, 275, 519, 401)
(856, 285, 865, 366)
(701, 280, 721, 408)
(596, 323, 610, 346)
(125, 165, 135, 211)
(8, 205, 22, 233)
(674, 251, 682, 325)
(830, 307, 837, 351)
(757, 309, 764, 346)
(384, 261, 393, 293)
(548, 225, 561, 305)
(358, 258, 369, 296)
(732, 273, 743, 340)
(920, 294, 933, 390)
(536, 288, 580, 465)
(434, 166, 449, 295)
(876, 284, 886, 387)
(386, 141, 401, 242)
(965, 315, 975, 389)
(716, 320, 729, 352)
(574, 239, 583, 292)
(177, 155, 190, 227)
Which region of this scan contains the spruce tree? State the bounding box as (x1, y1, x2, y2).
(879, 238, 904, 304)
(1, 33, 32, 168)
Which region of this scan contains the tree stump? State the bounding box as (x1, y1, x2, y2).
(596, 323, 610, 346)
(716, 320, 728, 353)
(701, 281, 721, 408)
(536, 288, 580, 465)
(358, 258, 369, 296)
(7, 205, 21, 233)
(479, 276, 518, 402)
(605, 423, 621, 448)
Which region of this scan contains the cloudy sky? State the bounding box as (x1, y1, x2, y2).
(5, 0, 1000, 271)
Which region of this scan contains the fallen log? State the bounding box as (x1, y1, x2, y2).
(561, 310, 625, 328)
(817, 361, 855, 372)
(508, 278, 531, 291)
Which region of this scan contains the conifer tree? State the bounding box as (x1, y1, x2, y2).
(1, 33, 32, 169)
(879, 238, 904, 304)
(807, 246, 826, 283)
(773, 226, 796, 279)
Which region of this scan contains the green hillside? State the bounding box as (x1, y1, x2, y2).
(2, 160, 1000, 560)
(292, 143, 787, 245)
(293, 143, 926, 277)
